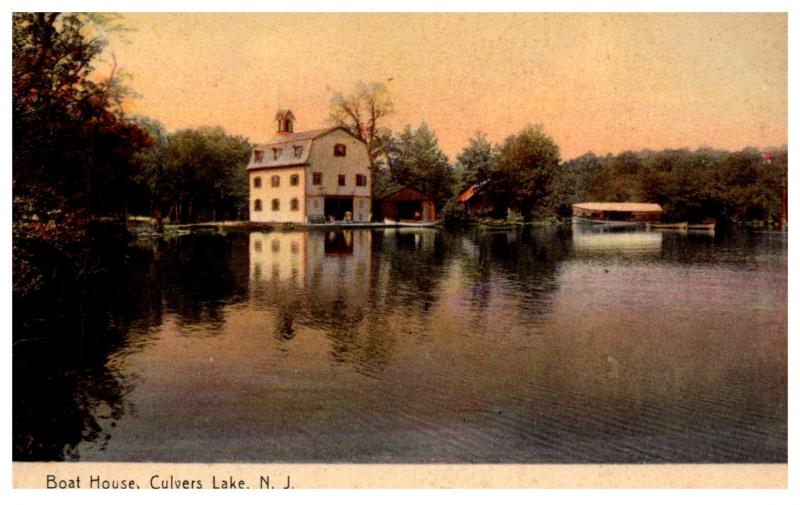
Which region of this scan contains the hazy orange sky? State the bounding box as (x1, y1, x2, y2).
(104, 13, 787, 160)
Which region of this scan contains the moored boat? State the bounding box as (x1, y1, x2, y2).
(647, 221, 688, 230)
(384, 217, 440, 228)
(688, 223, 716, 230)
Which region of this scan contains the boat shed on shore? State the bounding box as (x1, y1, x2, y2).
(374, 185, 436, 222)
(456, 183, 494, 216)
(572, 202, 663, 222)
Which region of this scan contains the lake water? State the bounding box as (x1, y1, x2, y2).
(13, 226, 787, 463)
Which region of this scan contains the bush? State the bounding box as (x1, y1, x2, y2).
(441, 198, 474, 229)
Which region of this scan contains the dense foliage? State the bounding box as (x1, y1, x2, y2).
(549, 147, 788, 225)
(13, 13, 152, 297)
(383, 123, 456, 208)
(447, 121, 786, 226)
(456, 131, 496, 189)
(13, 13, 152, 218)
(131, 120, 251, 223)
(487, 124, 561, 219)
(448, 124, 561, 220)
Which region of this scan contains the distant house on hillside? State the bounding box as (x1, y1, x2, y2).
(247, 110, 372, 223)
(456, 183, 494, 216)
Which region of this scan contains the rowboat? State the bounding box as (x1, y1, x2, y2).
(646, 222, 688, 230)
(384, 217, 440, 228)
(688, 223, 716, 230)
(572, 216, 650, 228)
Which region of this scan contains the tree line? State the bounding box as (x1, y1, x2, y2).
(549, 147, 787, 225)
(13, 13, 787, 246)
(13, 14, 251, 229)
(333, 81, 787, 228)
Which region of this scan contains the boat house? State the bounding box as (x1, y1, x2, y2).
(374, 185, 436, 222)
(456, 183, 494, 216)
(247, 110, 373, 224)
(572, 202, 663, 223)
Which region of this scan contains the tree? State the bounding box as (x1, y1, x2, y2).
(488, 124, 561, 218)
(157, 127, 251, 223)
(329, 80, 394, 171)
(385, 123, 455, 208)
(455, 131, 496, 190)
(587, 151, 644, 203)
(13, 13, 149, 221)
(13, 12, 153, 296)
(128, 116, 169, 218)
(548, 151, 601, 217)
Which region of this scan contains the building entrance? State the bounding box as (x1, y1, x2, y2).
(324, 197, 354, 221)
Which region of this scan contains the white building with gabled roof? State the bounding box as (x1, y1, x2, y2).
(247, 110, 372, 223)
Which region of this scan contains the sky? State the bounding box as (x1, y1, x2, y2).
(102, 12, 788, 160)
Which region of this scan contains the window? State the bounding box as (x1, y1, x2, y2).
(253, 176, 262, 188)
(254, 150, 264, 163)
(356, 174, 367, 187)
(254, 240, 262, 252)
(272, 148, 283, 160)
(271, 239, 280, 252)
(338, 174, 346, 186)
(313, 199, 319, 208)
(312, 172, 322, 185)
(290, 174, 299, 186)
(271, 175, 280, 187)
(293, 145, 303, 158)
(254, 199, 262, 212)
(290, 198, 299, 211)
(290, 242, 299, 254)
(334, 143, 346, 157)
(271, 199, 280, 211)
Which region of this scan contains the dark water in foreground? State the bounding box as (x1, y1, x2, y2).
(14, 226, 787, 463)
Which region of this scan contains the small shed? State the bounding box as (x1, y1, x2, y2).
(375, 185, 436, 222)
(456, 183, 494, 215)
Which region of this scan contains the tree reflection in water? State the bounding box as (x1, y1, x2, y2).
(13, 231, 248, 460)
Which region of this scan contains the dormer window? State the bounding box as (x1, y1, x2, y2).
(272, 148, 282, 160)
(293, 145, 303, 158)
(334, 143, 346, 157)
(254, 150, 264, 163)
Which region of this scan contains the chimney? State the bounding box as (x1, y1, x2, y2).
(275, 109, 295, 135)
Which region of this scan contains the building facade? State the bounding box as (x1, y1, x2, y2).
(374, 185, 437, 222)
(248, 110, 372, 223)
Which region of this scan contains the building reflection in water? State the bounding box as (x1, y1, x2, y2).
(249, 229, 378, 370)
(249, 229, 371, 295)
(571, 224, 663, 256)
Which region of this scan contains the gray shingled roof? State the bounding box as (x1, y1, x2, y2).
(246, 126, 366, 170)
